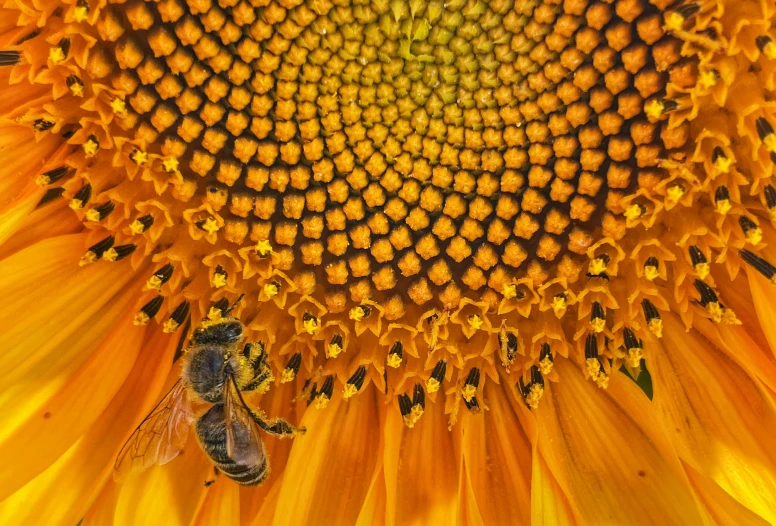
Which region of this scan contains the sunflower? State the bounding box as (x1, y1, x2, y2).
(1, 0, 776, 521)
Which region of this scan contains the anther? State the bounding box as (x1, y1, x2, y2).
(461, 367, 480, 403)
(740, 249, 776, 283)
(212, 264, 228, 288)
(501, 282, 525, 299)
(208, 298, 231, 321)
(263, 280, 281, 299)
(344, 366, 368, 398)
(349, 305, 371, 321)
(584, 333, 608, 388)
(694, 279, 718, 306)
(33, 119, 54, 132)
(103, 244, 136, 262)
(624, 203, 646, 221)
(162, 157, 179, 173)
(590, 302, 606, 333)
(146, 264, 174, 290)
(551, 292, 567, 316)
(302, 313, 320, 335)
(79, 235, 114, 266)
(387, 341, 403, 368)
(66, 76, 84, 97)
(163, 301, 190, 333)
(426, 359, 447, 393)
(622, 327, 643, 368)
(315, 375, 335, 408)
(196, 217, 220, 234)
(134, 295, 164, 326)
(82, 135, 99, 157)
(255, 240, 273, 257)
(756, 117, 776, 152)
(399, 383, 425, 427)
(281, 353, 303, 383)
(49, 38, 70, 63)
(584, 333, 599, 360)
(714, 185, 731, 214)
(85, 201, 115, 222)
(765, 185, 776, 221)
(35, 166, 71, 187)
(641, 299, 663, 337)
(129, 148, 148, 165)
(539, 342, 554, 375)
(498, 323, 518, 367)
(665, 3, 699, 31)
(757, 36, 776, 59)
(328, 334, 344, 358)
(37, 188, 65, 207)
(644, 256, 659, 280)
(739, 216, 762, 245)
(0, 51, 22, 66)
(69, 183, 92, 210)
(689, 245, 709, 279)
(467, 314, 483, 330)
(712, 148, 732, 174)
(74, 0, 89, 22)
(645, 98, 677, 120)
(588, 254, 610, 275)
(129, 214, 154, 234)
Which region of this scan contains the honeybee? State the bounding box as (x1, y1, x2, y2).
(114, 297, 305, 485)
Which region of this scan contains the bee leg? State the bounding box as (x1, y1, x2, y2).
(252, 414, 306, 437)
(243, 358, 273, 392)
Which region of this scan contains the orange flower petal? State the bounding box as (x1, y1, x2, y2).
(0, 198, 82, 261)
(193, 477, 240, 526)
(648, 314, 776, 524)
(271, 387, 382, 525)
(531, 453, 577, 526)
(746, 266, 776, 360)
(535, 358, 707, 524)
(461, 381, 532, 525)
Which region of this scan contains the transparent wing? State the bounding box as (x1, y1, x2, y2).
(114, 379, 193, 482)
(224, 375, 263, 467)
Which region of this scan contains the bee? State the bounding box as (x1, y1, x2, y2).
(114, 296, 305, 486)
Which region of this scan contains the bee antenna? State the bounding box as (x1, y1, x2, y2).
(224, 294, 245, 316)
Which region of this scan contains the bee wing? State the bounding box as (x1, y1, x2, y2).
(224, 375, 263, 467)
(114, 379, 194, 482)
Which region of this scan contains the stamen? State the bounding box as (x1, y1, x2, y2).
(35, 166, 71, 187)
(37, 188, 65, 207)
(49, 38, 70, 63)
(66, 76, 84, 97)
(622, 327, 644, 368)
(467, 314, 483, 330)
(694, 279, 718, 306)
(539, 343, 554, 375)
(212, 264, 228, 288)
(757, 117, 776, 153)
(665, 3, 700, 31)
(712, 148, 732, 174)
(644, 256, 659, 280)
(263, 281, 280, 300)
(426, 359, 447, 393)
(689, 245, 709, 279)
(387, 341, 403, 368)
(401, 383, 425, 427)
(461, 367, 480, 403)
(315, 375, 335, 408)
(590, 302, 606, 332)
(79, 235, 114, 266)
(82, 135, 99, 157)
(281, 353, 303, 383)
(519, 365, 545, 409)
(501, 282, 525, 300)
(69, 184, 92, 211)
(129, 149, 148, 166)
(739, 216, 762, 245)
(103, 244, 136, 262)
(163, 301, 190, 333)
(129, 214, 154, 234)
(757, 36, 776, 59)
(349, 305, 371, 321)
(497, 322, 518, 367)
(714, 185, 731, 214)
(764, 185, 776, 220)
(146, 264, 174, 290)
(255, 240, 273, 258)
(343, 365, 368, 398)
(588, 254, 610, 276)
(302, 313, 320, 335)
(641, 299, 663, 337)
(0, 51, 22, 66)
(73, 0, 89, 22)
(328, 334, 344, 358)
(133, 295, 164, 326)
(551, 293, 567, 316)
(208, 298, 231, 320)
(85, 201, 115, 222)
(33, 119, 54, 132)
(740, 249, 776, 283)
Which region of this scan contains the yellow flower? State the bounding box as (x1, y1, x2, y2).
(1, 0, 776, 522)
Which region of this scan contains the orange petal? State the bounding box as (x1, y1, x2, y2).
(82, 481, 119, 526)
(354, 467, 387, 526)
(113, 430, 212, 526)
(193, 477, 240, 526)
(461, 381, 532, 525)
(535, 358, 707, 524)
(531, 453, 577, 526)
(271, 387, 382, 525)
(383, 395, 462, 526)
(0, 327, 178, 524)
(0, 198, 82, 261)
(648, 314, 776, 523)
(746, 266, 776, 359)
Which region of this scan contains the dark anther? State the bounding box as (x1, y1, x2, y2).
(645, 256, 659, 270)
(591, 302, 605, 321)
(87, 235, 115, 258)
(346, 366, 368, 391)
(585, 333, 598, 360)
(0, 51, 22, 66)
(212, 297, 230, 315)
(140, 295, 164, 319)
(33, 119, 54, 132)
(66, 75, 83, 92)
(518, 377, 530, 399)
(739, 249, 776, 280)
(757, 36, 773, 52)
(622, 327, 641, 349)
(712, 147, 727, 164)
(73, 184, 92, 206)
(765, 185, 776, 209)
(597, 254, 611, 265)
(302, 312, 317, 323)
(662, 99, 679, 112)
(464, 367, 481, 388)
(694, 279, 718, 306)
(285, 353, 302, 375)
(15, 29, 40, 45)
(757, 117, 775, 140)
(214, 264, 227, 278)
(430, 359, 447, 383)
(307, 383, 318, 406)
(674, 3, 700, 19)
(110, 244, 136, 261)
(40, 166, 71, 185)
(152, 263, 175, 285)
(689, 245, 706, 266)
(90, 201, 115, 221)
(530, 365, 544, 387)
(319, 375, 335, 399)
(361, 305, 372, 317)
(540, 342, 553, 363)
(464, 396, 481, 412)
(412, 383, 425, 408)
(330, 333, 343, 349)
(498, 330, 518, 359)
(739, 216, 758, 234)
(641, 299, 660, 323)
(169, 301, 190, 327)
(714, 185, 729, 203)
(398, 393, 412, 416)
(426, 312, 439, 325)
(37, 188, 65, 207)
(389, 341, 403, 359)
(134, 214, 154, 232)
(56, 38, 71, 58)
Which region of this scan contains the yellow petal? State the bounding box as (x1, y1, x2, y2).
(531, 453, 577, 526)
(0, 198, 82, 261)
(461, 381, 531, 525)
(384, 393, 461, 526)
(113, 430, 212, 526)
(648, 314, 776, 524)
(354, 467, 387, 526)
(0, 183, 44, 248)
(193, 477, 240, 526)
(0, 327, 178, 524)
(272, 387, 382, 525)
(684, 462, 771, 526)
(535, 358, 707, 524)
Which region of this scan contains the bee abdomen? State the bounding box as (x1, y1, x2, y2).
(213, 456, 268, 485)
